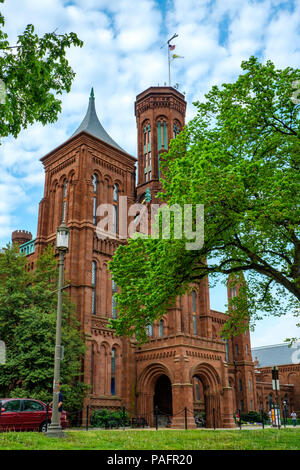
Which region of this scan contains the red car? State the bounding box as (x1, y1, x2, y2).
(0, 398, 68, 432)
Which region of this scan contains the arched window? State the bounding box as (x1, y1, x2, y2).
(173, 121, 181, 138)
(92, 174, 98, 225)
(92, 173, 98, 192)
(230, 286, 237, 298)
(157, 119, 167, 150)
(192, 290, 197, 312)
(113, 184, 119, 234)
(143, 123, 151, 182)
(113, 183, 119, 202)
(112, 280, 117, 319)
(239, 379, 243, 392)
(111, 348, 116, 395)
(159, 319, 164, 337)
(248, 378, 252, 392)
(157, 119, 167, 178)
(92, 261, 97, 315)
(230, 286, 237, 311)
(146, 323, 153, 337)
(62, 179, 67, 223)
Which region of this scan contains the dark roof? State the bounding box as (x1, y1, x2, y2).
(252, 343, 300, 368)
(72, 88, 123, 151)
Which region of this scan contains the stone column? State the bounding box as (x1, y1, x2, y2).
(171, 383, 196, 429)
(222, 386, 236, 428)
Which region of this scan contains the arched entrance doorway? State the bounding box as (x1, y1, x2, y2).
(154, 374, 172, 426)
(137, 363, 173, 427)
(192, 376, 205, 426)
(191, 363, 222, 428)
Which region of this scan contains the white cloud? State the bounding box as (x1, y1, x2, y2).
(251, 314, 300, 348)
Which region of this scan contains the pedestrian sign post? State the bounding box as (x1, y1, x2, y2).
(272, 366, 280, 392)
(271, 405, 281, 427)
(272, 367, 281, 429)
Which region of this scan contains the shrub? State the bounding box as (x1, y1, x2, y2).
(240, 411, 268, 424)
(286, 418, 300, 426)
(91, 408, 129, 428)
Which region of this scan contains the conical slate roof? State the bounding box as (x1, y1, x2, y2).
(73, 88, 123, 151)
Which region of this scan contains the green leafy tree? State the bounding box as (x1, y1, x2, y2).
(0, 244, 87, 415)
(109, 57, 300, 341)
(0, 0, 83, 141)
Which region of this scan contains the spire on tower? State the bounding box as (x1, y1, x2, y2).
(72, 88, 123, 150)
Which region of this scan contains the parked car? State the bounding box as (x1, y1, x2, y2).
(0, 398, 68, 432)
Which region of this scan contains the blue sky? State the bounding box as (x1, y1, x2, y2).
(0, 0, 299, 346)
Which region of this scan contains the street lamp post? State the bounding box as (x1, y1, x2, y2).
(46, 223, 69, 438)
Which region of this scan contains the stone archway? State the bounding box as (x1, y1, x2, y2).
(137, 363, 174, 426)
(190, 363, 222, 428)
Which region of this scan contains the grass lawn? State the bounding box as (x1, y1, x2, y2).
(0, 428, 299, 450)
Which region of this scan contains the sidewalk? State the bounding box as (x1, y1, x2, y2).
(67, 425, 299, 431)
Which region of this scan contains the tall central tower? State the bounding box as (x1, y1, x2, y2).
(135, 86, 186, 202)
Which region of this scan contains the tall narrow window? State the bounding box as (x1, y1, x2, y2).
(92, 261, 97, 315)
(111, 348, 116, 395)
(113, 184, 119, 234)
(159, 319, 164, 337)
(173, 121, 181, 138)
(146, 323, 153, 337)
(230, 286, 237, 298)
(112, 280, 117, 319)
(62, 179, 67, 223)
(157, 119, 167, 178)
(144, 123, 151, 182)
(239, 379, 243, 392)
(92, 174, 98, 225)
(248, 378, 252, 392)
(235, 344, 239, 356)
(192, 290, 197, 312)
(225, 339, 230, 362)
(193, 315, 197, 335)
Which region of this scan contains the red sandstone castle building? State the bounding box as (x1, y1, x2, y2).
(12, 85, 299, 427)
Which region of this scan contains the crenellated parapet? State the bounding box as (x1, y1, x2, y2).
(12, 229, 32, 246)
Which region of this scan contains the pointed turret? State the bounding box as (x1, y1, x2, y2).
(73, 88, 123, 150)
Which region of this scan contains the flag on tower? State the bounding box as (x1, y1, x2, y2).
(169, 44, 175, 50)
(172, 54, 184, 59)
